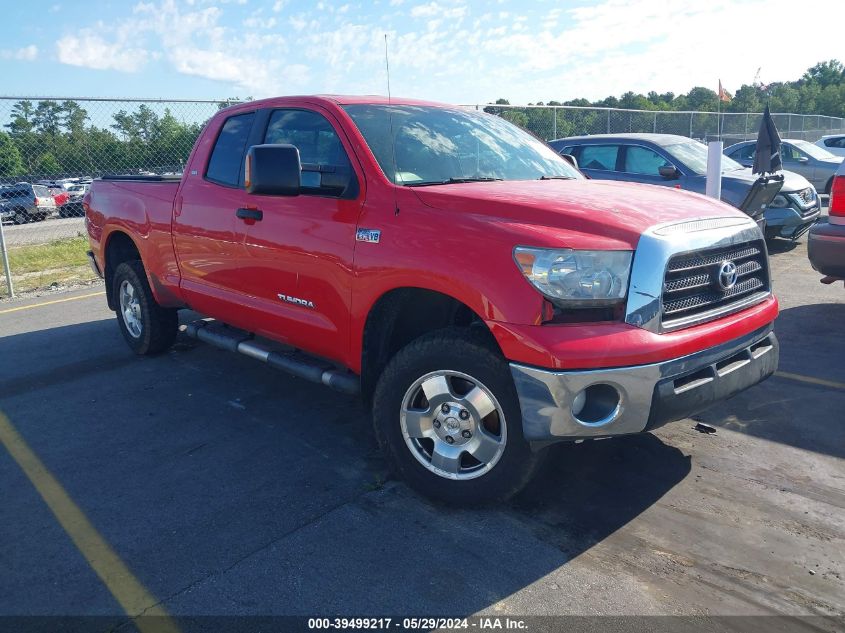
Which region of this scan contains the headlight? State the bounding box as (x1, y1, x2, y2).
(513, 247, 633, 306)
(769, 194, 790, 208)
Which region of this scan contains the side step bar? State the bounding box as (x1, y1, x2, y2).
(182, 320, 360, 396)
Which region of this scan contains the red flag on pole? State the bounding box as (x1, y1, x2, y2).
(718, 80, 731, 102)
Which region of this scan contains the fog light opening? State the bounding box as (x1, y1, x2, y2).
(571, 384, 621, 426)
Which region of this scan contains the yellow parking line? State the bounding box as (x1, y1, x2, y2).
(0, 291, 105, 315)
(774, 371, 845, 392)
(0, 413, 180, 633)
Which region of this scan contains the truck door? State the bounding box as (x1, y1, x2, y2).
(239, 106, 364, 366)
(173, 110, 256, 326)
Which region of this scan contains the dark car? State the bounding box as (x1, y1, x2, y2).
(808, 161, 845, 286)
(0, 182, 56, 224)
(549, 134, 822, 239)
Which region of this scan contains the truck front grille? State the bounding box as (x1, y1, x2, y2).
(661, 240, 770, 330)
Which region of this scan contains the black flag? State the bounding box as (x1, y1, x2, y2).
(752, 105, 782, 175)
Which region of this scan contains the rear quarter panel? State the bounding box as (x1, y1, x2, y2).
(86, 180, 183, 307)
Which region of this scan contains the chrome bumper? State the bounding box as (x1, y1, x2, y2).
(510, 326, 778, 442)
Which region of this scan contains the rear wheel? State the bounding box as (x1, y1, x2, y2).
(373, 329, 544, 505)
(113, 261, 178, 355)
(12, 209, 28, 225)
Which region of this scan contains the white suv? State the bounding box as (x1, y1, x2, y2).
(816, 135, 845, 158)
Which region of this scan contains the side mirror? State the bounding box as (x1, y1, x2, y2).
(245, 144, 300, 196)
(561, 153, 579, 169)
(659, 165, 680, 180)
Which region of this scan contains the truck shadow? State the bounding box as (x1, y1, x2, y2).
(691, 302, 845, 459)
(0, 314, 691, 619)
(510, 433, 690, 546)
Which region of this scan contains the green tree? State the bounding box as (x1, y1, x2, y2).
(802, 60, 845, 89)
(33, 100, 64, 136)
(0, 132, 24, 178)
(5, 100, 36, 135)
(35, 152, 61, 175)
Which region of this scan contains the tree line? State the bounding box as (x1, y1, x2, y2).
(489, 60, 845, 116)
(0, 100, 215, 181)
(484, 60, 845, 139)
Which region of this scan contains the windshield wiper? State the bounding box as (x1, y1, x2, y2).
(404, 177, 503, 187)
(539, 175, 575, 180)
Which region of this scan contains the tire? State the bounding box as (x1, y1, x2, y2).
(12, 209, 28, 225)
(373, 328, 544, 505)
(112, 260, 178, 355)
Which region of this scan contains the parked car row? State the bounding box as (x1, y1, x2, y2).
(0, 182, 57, 224)
(1, 178, 91, 224)
(548, 133, 825, 240)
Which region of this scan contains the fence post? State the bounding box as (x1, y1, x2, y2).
(553, 107, 557, 140)
(744, 112, 749, 139)
(607, 109, 611, 133)
(0, 219, 13, 299)
(689, 112, 694, 138)
(653, 112, 657, 133)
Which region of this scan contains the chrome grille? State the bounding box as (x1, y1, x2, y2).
(661, 240, 770, 330)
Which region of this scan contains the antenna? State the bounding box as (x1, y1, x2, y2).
(385, 33, 400, 214)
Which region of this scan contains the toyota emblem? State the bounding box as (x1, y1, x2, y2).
(717, 261, 738, 290)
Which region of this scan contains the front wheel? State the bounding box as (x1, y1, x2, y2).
(112, 260, 178, 355)
(373, 329, 544, 505)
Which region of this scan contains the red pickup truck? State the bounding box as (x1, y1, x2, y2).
(85, 95, 779, 503)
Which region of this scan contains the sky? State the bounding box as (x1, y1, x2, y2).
(0, 0, 842, 105)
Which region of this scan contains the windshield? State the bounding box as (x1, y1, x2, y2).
(343, 104, 582, 185)
(664, 140, 744, 175)
(790, 139, 839, 161)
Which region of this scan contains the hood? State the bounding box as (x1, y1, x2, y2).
(411, 179, 747, 249)
(722, 167, 812, 193)
(778, 169, 814, 193)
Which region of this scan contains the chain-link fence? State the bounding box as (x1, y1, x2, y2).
(463, 104, 845, 145)
(0, 96, 238, 298)
(1, 96, 844, 298)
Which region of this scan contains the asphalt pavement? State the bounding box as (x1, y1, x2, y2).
(0, 234, 843, 631)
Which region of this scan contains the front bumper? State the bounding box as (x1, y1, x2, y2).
(808, 221, 845, 279)
(510, 325, 778, 442)
(764, 199, 821, 239)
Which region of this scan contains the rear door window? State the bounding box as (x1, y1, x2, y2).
(732, 144, 756, 160)
(623, 146, 672, 175)
(33, 185, 50, 197)
(579, 145, 619, 171)
(205, 112, 256, 187)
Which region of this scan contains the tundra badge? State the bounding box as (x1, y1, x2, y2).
(278, 294, 315, 309)
(356, 228, 381, 243)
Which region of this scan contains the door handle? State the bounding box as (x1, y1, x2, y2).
(236, 207, 263, 221)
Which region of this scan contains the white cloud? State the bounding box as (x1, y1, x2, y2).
(46, 0, 844, 106)
(1, 45, 39, 61)
(410, 2, 465, 19)
(57, 33, 147, 71)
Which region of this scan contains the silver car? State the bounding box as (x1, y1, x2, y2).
(816, 134, 845, 158)
(725, 138, 843, 194)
